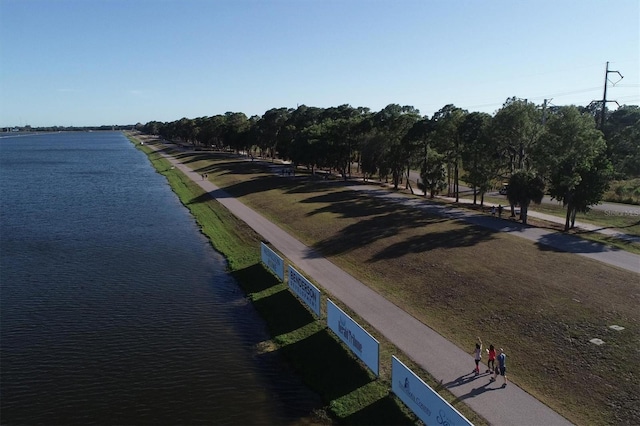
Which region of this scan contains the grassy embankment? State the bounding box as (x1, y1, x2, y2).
(130, 136, 481, 425)
(145, 141, 640, 426)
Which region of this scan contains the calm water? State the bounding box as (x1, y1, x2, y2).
(0, 132, 320, 425)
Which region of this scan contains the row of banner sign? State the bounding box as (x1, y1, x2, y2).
(260, 243, 472, 426)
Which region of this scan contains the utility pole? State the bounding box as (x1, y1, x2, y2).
(541, 98, 552, 125)
(593, 61, 623, 129)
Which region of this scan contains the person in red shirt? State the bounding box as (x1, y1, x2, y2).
(486, 344, 496, 374)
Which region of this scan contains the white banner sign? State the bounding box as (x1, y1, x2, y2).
(326, 299, 379, 376)
(392, 356, 472, 426)
(287, 266, 321, 317)
(260, 242, 284, 281)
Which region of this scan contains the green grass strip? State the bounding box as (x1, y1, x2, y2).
(128, 136, 427, 425)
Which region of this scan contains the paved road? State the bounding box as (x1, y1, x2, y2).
(407, 170, 640, 215)
(347, 186, 639, 274)
(146, 143, 576, 426)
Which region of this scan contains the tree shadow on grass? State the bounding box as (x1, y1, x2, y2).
(312, 210, 463, 258)
(341, 393, 415, 425)
(302, 189, 411, 220)
(252, 289, 316, 336)
(368, 225, 495, 262)
(188, 186, 248, 203)
(196, 159, 271, 178)
(280, 329, 374, 402)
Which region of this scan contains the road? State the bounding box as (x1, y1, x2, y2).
(407, 170, 640, 215)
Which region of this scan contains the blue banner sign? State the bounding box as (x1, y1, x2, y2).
(392, 356, 472, 426)
(326, 299, 379, 376)
(288, 265, 321, 317)
(260, 242, 284, 281)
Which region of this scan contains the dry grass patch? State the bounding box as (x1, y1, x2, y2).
(174, 151, 639, 426)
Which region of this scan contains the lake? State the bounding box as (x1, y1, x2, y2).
(0, 131, 321, 424)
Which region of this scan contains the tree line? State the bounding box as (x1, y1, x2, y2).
(140, 99, 640, 231)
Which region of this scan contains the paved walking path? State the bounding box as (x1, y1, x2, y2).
(436, 194, 640, 245)
(346, 186, 640, 274)
(144, 142, 578, 426)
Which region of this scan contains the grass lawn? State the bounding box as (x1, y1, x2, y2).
(135, 136, 639, 425)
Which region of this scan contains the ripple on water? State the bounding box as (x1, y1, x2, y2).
(0, 132, 322, 424)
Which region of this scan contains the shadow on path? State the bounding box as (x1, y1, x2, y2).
(536, 233, 622, 254)
(451, 379, 505, 404)
(442, 371, 487, 389)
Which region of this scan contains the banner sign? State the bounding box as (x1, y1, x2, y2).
(392, 356, 472, 426)
(287, 265, 321, 317)
(260, 242, 284, 281)
(327, 299, 379, 376)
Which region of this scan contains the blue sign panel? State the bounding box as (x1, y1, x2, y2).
(260, 242, 284, 281)
(327, 299, 379, 376)
(392, 356, 472, 426)
(288, 266, 321, 317)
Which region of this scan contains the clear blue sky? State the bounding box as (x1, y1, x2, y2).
(1, 0, 638, 127)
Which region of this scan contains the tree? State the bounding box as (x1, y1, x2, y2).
(459, 112, 496, 205)
(257, 108, 291, 159)
(280, 105, 324, 164)
(175, 117, 199, 147)
(602, 105, 640, 178)
(419, 148, 447, 198)
(540, 106, 612, 230)
(506, 170, 545, 224)
(431, 104, 467, 201)
(372, 104, 421, 189)
(199, 115, 226, 149)
(223, 112, 249, 152)
(321, 105, 367, 180)
(492, 97, 544, 173)
(405, 117, 437, 195)
(359, 129, 387, 182)
(293, 120, 333, 174)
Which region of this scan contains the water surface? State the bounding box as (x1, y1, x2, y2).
(0, 132, 320, 424)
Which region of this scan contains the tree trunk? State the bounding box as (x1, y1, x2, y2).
(521, 202, 529, 224)
(564, 205, 572, 232)
(454, 162, 459, 202)
(405, 165, 410, 190)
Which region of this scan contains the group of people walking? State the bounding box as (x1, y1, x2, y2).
(473, 337, 507, 386)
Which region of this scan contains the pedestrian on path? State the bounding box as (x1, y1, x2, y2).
(493, 348, 508, 386)
(473, 337, 483, 375)
(498, 205, 503, 218)
(491, 206, 496, 216)
(486, 344, 496, 373)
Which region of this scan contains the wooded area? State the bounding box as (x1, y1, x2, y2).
(140, 99, 640, 231)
